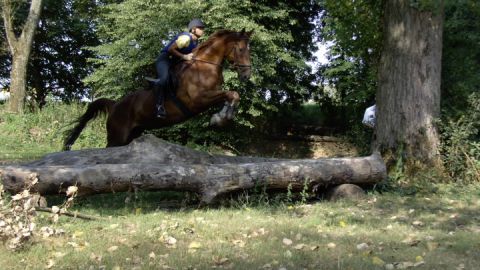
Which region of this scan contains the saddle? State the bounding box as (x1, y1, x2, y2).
(144, 65, 193, 117)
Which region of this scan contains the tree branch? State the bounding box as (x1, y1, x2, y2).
(1, 0, 18, 53)
(19, 0, 42, 48)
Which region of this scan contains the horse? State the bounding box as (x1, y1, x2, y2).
(63, 29, 253, 150)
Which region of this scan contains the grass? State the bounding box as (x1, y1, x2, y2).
(0, 184, 479, 269)
(0, 102, 106, 162)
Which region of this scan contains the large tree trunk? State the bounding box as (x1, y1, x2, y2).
(0, 135, 386, 204)
(1, 0, 43, 113)
(374, 0, 444, 166)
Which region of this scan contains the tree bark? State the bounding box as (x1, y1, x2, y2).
(374, 0, 444, 166)
(0, 135, 386, 204)
(1, 0, 43, 113)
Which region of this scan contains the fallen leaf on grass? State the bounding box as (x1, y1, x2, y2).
(372, 256, 385, 266)
(412, 220, 424, 227)
(163, 236, 177, 246)
(52, 251, 66, 258)
(427, 242, 439, 251)
(149, 252, 156, 260)
(45, 259, 55, 269)
(213, 257, 230, 266)
(90, 253, 102, 263)
(356, 243, 369, 250)
(327, 242, 336, 249)
(108, 245, 118, 252)
(293, 243, 306, 250)
(188, 241, 202, 249)
(401, 237, 420, 246)
(232, 239, 245, 248)
(282, 238, 293, 246)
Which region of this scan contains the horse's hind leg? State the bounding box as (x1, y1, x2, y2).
(106, 120, 132, 147)
(127, 127, 144, 143)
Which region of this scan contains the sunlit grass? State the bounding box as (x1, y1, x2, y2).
(0, 184, 479, 269)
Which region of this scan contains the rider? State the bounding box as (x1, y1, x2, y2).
(153, 18, 206, 118)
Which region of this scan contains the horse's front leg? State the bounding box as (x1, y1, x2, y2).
(209, 91, 240, 126)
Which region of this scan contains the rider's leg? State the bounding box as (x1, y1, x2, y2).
(154, 53, 170, 118)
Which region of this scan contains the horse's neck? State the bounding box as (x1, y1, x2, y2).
(196, 40, 230, 65)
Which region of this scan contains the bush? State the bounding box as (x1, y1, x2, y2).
(440, 93, 480, 183)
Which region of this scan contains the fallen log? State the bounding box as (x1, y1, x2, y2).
(0, 135, 386, 204)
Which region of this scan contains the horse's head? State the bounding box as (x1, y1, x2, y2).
(226, 29, 253, 81)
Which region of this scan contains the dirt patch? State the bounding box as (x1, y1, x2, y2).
(240, 138, 359, 159)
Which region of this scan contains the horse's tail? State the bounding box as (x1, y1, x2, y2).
(63, 98, 115, 151)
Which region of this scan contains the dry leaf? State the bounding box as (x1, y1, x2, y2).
(427, 242, 439, 251)
(90, 253, 102, 263)
(108, 245, 118, 252)
(164, 236, 177, 246)
(412, 220, 424, 227)
(356, 243, 369, 250)
(188, 241, 202, 249)
(51, 206, 60, 214)
(327, 242, 336, 249)
(149, 252, 156, 260)
(282, 238, 293, 246)
(372, 256, 385, 266)
(294, 243, 306, 250)
(45, 259, 55, 269)
(213, 257, 229, 266)
(232, 239, 245, 248)
(66, 186, 78, 197)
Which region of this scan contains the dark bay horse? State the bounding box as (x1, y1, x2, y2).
(64, 29, 253, 150)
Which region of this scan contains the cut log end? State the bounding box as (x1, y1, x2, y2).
(325, 184, 366, 201)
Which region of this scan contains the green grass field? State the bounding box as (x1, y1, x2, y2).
(0, 185, 479, 269)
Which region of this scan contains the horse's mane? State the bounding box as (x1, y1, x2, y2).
(194, 29, 244, 53)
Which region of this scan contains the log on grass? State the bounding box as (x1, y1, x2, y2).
(0, 135, 386, 204)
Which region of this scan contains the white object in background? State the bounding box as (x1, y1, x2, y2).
(0, 90, 10, 101)
(362, 104, 376, 128)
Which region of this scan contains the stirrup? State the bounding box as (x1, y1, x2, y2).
(155, 104, 167, 118)
(145, 77, 160, 89)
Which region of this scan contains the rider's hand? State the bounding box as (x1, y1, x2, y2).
(183, 53, 194, 61)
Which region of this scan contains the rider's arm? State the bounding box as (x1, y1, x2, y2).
(168, 34, 193, 60)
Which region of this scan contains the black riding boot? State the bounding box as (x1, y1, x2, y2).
(154, 83, 167, 118)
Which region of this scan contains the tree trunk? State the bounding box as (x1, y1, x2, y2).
(1, 0, 43, 113)
(8, 53, 29, 112)
(374, 0, 444, 166)
(0, 135, 386, 204)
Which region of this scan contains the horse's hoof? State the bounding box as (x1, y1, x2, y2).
(210, 114, 228, 127)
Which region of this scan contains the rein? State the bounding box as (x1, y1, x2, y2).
(192, 38, 251, 70)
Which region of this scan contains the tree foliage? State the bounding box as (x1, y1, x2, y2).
(0, 0, 111, 106)
(315, 0, 383, 129)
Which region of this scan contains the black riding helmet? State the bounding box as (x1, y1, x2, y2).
(188, 19, 205, 32)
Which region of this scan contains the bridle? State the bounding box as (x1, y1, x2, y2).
(192, 38, 252, 72)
